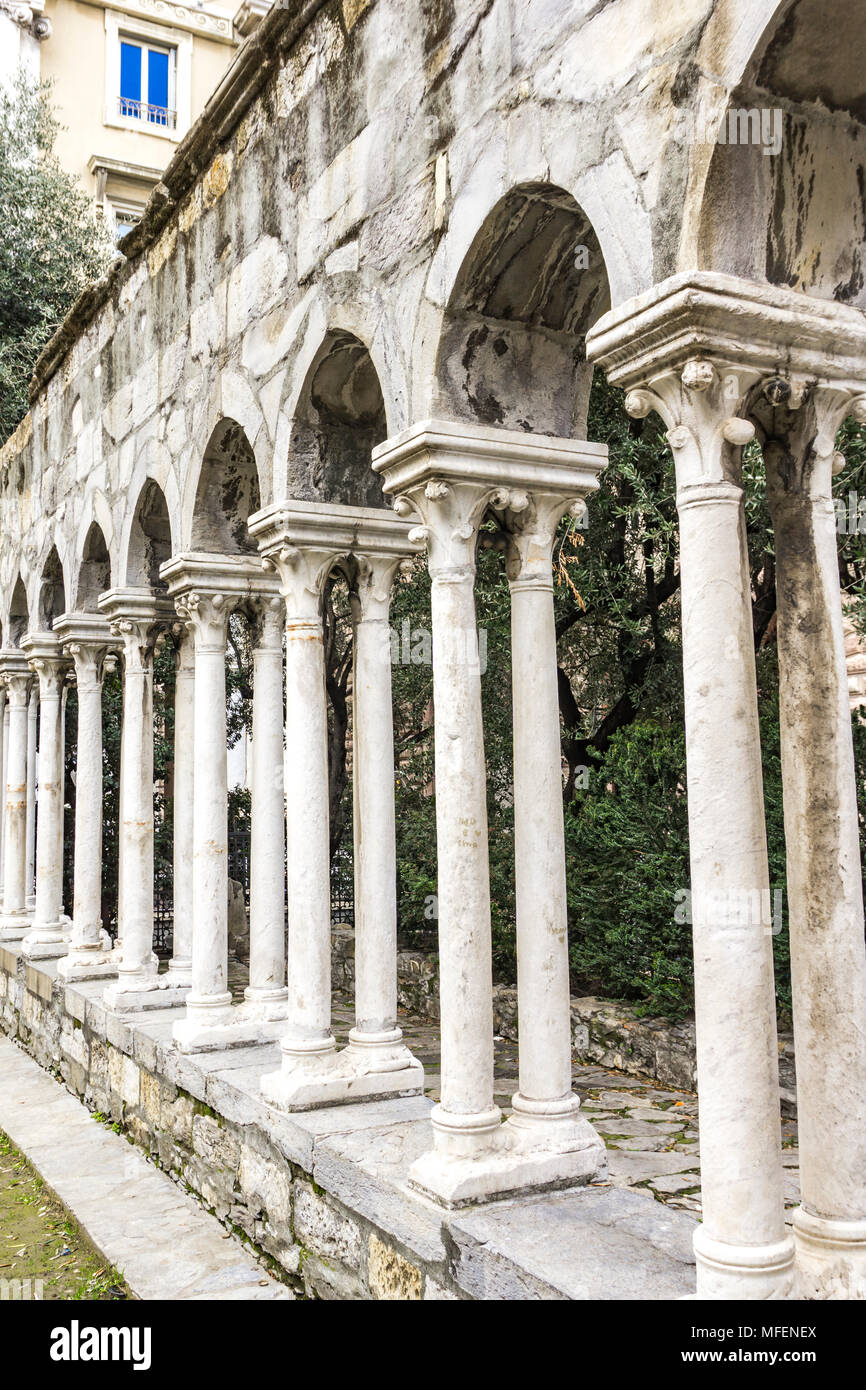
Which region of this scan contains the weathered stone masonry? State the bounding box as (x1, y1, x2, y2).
(2, 0, 866, 1298)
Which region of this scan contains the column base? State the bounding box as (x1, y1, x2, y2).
(0, 912, 31, 941)
(21, 923, 72, 960)
(693, 1227, 795, 1299)
(105, 960, 190, 1013)
(260, 1033, 424, 1112)
(166, 957, 193, 988)
(243, 985, 289, 1021)
(793, 1206, 866, 1299)
(173, 994, 288, 1054)
(407, 1104, 605, 1208)
(57, 933, 117, 981)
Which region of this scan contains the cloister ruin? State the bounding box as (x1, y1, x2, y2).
(1, 0, 865, 1300)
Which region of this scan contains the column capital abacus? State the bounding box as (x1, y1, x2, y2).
(53, 612, 117, 689)
(0, 652, 32, 706)
(21, 632, 68, 696)
(373, 419, 607, 580)
(248, 499, 419, 622)
(587, 271, 866, 494)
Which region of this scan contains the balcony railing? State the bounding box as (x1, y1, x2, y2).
(117, 96, 176, 129)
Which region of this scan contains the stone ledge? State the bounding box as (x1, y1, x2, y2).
(331, 929, 797, 1113)
(0, 946, 698, 1300)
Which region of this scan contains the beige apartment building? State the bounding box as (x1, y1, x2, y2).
(1, 0, 269, 236)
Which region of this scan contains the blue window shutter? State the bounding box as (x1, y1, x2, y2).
(148, 48, 169, 114)
(120, 42, 141, 105)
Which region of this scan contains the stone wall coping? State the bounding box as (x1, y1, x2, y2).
(27, 0, 331, 404)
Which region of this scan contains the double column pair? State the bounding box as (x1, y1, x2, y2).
(369, 421, 608, 1206)
(0, 650, 35, 940)
(587, 273, 866, 1299)
(246, 502, 424, 1105)
(162, 554, 288, 1051)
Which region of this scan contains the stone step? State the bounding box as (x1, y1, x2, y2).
(0, 1033, 292, 1301)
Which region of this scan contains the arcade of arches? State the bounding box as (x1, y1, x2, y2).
(1, 0, 866, 1300)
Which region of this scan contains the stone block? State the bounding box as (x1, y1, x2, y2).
(292, 1180, 361, 1268)
(367, 1234, 422, 1300)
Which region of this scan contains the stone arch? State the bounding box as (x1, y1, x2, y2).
(433, 182, 612, 439)
(7, 574, 29, 648)
(693, 0, 866, 304)
(37, 545, 67, 630)
(286, 329, 389, 508)
(123, 479, 175, 589)
(189, 419, 262, 556)
(75, 522, 112, 613)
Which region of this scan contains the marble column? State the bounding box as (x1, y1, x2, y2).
(25, 685, 37, 910)
(172, 591, 235, 1049)
(345, 554, 419, 1076)
(100, 591, 185, 1010)
(0, 685, 7, 905)
(760, 383, 866, 1298)
(505, 492, 598, 1146)
(249, 500, 423, 1107)
(161, 552, 286, 1053)
(21, 638, 69, 959)
(263, 542, 337, 1091)
(375, 420, 605, 1205)
(620, 360, 793, 1298)
(56, 620, 116, 981)
(0, 661, 32, 939)
(243, 596, 288, 1018)
(167, 625, 195, 987)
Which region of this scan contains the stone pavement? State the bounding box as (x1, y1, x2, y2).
(227, 961, 801, 1231)
(331, 992, 801, 1224)
(0, 1032, 292, 1301)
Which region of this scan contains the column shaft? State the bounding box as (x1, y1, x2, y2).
(283, 613, 333, 1046)
(25, 687, 37, 907)
(188, 605, 231, 1013)
(767, 436, 866, 1293)
(169, 630, 195, 984)
(114, 638, 157, 986)
(246, 604, 286, 1004)
(678, 480, 791, 1294)
(430, 566, 497, 1133)
(1, 679, 30, 932)
(509, 571, 576, 1116)
(27, 664, 65, 942)
(350, 580, 400, 1042)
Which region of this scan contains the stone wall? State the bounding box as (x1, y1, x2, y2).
(0, 946, 446, 1299)
(0, 943, 700, 1301)
(332, 927, 797, 1110)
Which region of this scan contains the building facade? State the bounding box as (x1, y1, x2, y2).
(3, 0, 269, 236)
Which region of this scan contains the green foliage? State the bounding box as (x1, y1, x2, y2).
(565, 721, 692, 1018)
(0, 69, 114, 441)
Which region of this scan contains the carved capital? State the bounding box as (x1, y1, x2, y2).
(624, 362, 759, 492)
(173, 591, 232, 652)
(391, 478, 502, 578)
(250, 594, 284, 652)
(265, 544, 342, 624)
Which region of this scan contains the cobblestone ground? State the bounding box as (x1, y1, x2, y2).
(227, 962, 800, 1224)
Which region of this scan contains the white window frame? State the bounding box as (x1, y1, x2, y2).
(107, 195, 147, 241)
(104, 10, 192, 142)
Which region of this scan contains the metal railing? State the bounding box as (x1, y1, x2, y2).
(118, 96, 176, 129)
(149, 830, 355, 955)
